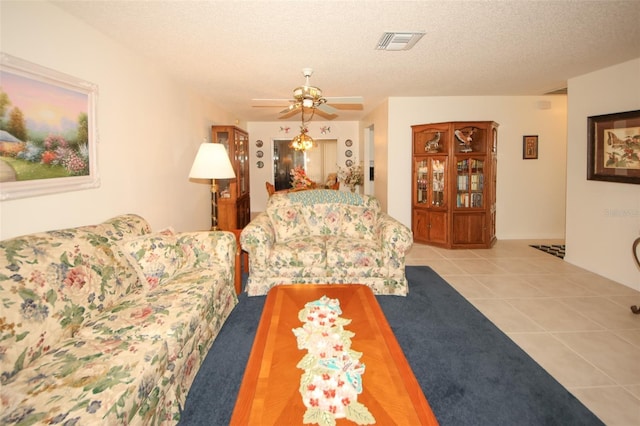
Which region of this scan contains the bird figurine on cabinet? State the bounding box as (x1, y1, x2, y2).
(425, 132, 441, 153)
(455, 127, 477, 153)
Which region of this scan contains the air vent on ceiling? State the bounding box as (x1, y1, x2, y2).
(376, 31, 425, 51)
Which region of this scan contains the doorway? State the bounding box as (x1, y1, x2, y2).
(273, 139, 337, 190)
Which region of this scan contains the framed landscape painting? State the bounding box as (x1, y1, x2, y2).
(0, 53, 99, 200)
(587, 109, 640, 184)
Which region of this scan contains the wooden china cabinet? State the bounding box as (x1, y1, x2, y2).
(411, 121, 498, 249)
(211, 125, 251, 230)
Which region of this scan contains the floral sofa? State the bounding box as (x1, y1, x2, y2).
(240, 189, 413, 296)
(0, 214, 237, 425)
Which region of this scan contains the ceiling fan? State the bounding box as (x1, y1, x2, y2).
(251, 68, 363, 120)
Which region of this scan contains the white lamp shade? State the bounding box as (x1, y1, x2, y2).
(188, 143, 236, 179)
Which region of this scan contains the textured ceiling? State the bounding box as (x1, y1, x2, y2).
(53, 0, 640, 122)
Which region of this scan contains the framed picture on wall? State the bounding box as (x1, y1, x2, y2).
(523, 135, 538, 159)
(587, 109, 640, 184)
(0, 53, 99, 200)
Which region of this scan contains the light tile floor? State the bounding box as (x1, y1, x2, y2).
(406, 240, 640, 426)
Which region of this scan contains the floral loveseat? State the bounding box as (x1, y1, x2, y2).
(240, 190, 413, 296)
(0, 214, 237, 425)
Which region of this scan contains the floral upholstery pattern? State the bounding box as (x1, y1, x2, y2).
(241, 189, 413, 296)
(0, 215, 237, 425)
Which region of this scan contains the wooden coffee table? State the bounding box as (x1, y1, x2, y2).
(230, 284, 439, 425)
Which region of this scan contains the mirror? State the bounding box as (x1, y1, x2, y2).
(273, 139, 337, 190)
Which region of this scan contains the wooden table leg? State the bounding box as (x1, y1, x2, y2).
(230, 229, 243, 295)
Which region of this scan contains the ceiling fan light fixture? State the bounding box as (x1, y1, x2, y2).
(294, 84, 326, 108)
(290, 127, 314, 151)
(251, 68, 362, 120)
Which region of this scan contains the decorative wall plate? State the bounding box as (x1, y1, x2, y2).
(345, 139, 353, 147)
(257, 161, 264, 168)
(345, 150, 353, 157)
(345, 159, 353, 167)
(256, 150, 264, 158)
(256, 140, 263, 147)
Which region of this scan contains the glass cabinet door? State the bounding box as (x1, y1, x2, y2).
(415, 156, 447, 207)
(214, 130, 231, 196)
(416, 159, 429, 205)
(236, 132, 248, 197)
(431, 158, 446, 207)
(456, 157, 484, 208)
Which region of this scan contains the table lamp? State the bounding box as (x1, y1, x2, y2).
(189, 143, 236, 230)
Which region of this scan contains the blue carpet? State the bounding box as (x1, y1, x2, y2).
(179, 266, 603, 425)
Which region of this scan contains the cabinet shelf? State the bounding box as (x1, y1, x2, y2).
(411, 121, 498, 249)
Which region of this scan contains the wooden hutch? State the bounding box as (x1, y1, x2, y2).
(411, 121, 498, 248)
(212, 125, 251, 230)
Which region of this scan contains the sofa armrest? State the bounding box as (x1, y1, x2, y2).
(240, 213, 275, 271)
(377, 213, 414, 261)
(120, 230, 237, 291)
(176, 231, 236, 272)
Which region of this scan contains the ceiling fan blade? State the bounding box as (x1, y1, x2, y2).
(279, 105, 302, 119)
(251, 98, 292, 108)
(328, 103, 363, 111)
(317, 103, 338, 114)
(326, 96, 363, 104)
(279, 102, 301, 114)
(313, 108, 338, 120)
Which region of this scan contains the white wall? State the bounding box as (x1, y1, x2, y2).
(566, 58, 640, 290)
(246, 121, 359, 213)
(383, 96, 568, 240)
(0, 1, 238, 239)
(361, 100, 390, 212)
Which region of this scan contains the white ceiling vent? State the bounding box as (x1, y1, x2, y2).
(376, 32, 425, 51)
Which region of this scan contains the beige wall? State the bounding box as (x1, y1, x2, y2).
(0, 1, 237, 239)
(362, 100, 390, 212)
(565, 58, 640, 290)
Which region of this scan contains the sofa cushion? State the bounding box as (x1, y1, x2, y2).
(119, 230, 183, 290)
(267, 205, 310, 242)
(0, 215, 149, 380)
(270, 237, 326, 270)
(1, 327, 170, 425)
(303, 203, 343, 236)
(44, 267, 236, 425)
(325, 237, 382, 272)
(75, 268, 235, 380)
(339, 205, 378, 240)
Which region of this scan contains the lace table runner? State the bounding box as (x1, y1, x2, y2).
(292, 295, 375, 426)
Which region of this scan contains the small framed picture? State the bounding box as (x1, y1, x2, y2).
(523, 135, 538, 160)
